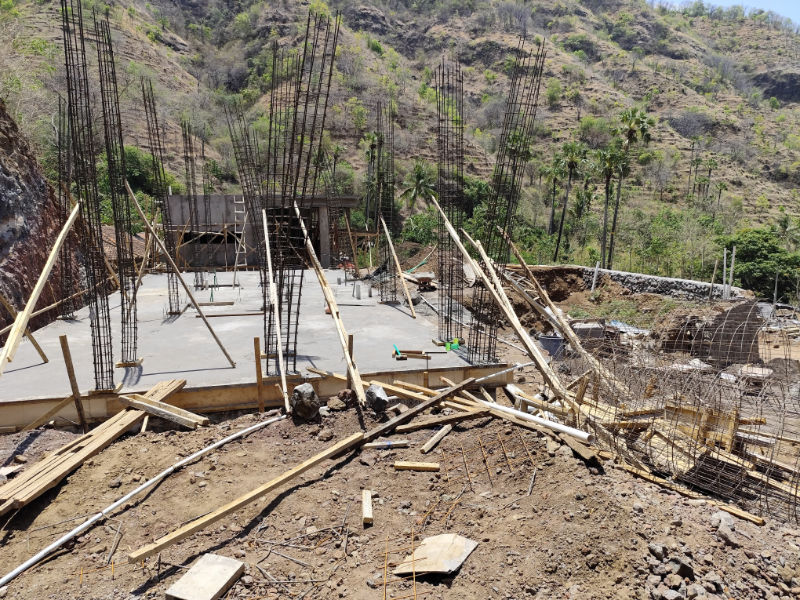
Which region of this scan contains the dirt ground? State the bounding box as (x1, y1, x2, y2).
(1, 361, 800, 599)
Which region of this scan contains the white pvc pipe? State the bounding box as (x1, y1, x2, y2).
(0, 414, 286, 588)
(473, 396, 593, 443)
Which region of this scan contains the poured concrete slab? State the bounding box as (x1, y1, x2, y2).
(165, 553, 244, 600)
(1, 270, 473, 403)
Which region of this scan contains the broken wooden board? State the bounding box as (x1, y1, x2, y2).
(394, 461, 440, 472)
(165, 553, 244, 600)
(394, 534, 478, 576)
(362, 489, 373, 526)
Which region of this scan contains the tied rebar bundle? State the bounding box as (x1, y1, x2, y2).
(227, 10, 340, 377)
(468, 38, 546, 364)
(375, 100, 397, 303)
(94, 12, 137, 363)
(141, 77, 181, 314)
(60, 0, 114, 389)
(436, 58, 466, 344)
(56, 95, 76, 320)
(181, 120, 205, 290)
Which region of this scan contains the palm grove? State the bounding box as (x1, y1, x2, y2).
(394, 104, 799, 302)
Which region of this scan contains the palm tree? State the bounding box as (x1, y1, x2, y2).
(553, 141, 587, 262)
(713, 180, 728, 218)
(607, 107, 654, 269)
(399, 159, 437, 209)
(596, 143, 625, 268)
(541, 154, 566, 235)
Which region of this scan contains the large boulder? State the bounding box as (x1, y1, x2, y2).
(291, 383, 320, 420)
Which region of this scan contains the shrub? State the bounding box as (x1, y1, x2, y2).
(545, 78, 561, 108)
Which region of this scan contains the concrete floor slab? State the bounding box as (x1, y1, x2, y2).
(0, 270, 472, 402)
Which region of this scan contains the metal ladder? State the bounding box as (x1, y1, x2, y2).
(232, 196, 247, 287)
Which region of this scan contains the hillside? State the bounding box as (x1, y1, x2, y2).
(1, 0, 799, 292)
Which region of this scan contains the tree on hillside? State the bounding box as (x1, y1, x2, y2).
(541, 154, 566, 235)
(607, 107, 655, 269)
(716, 227, 800, 301)
(400, 159, 437, 209)
(596, 142, 625, 269)
(553, 140, 587, 262)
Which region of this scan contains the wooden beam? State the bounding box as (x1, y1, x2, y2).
(0, 202, 81, 374)
(344, 211, 359, 273)
(362, 489, 373, 526)
(291, 200, 366, 407)
(118, 394, 208, 429)
(59, 335, 88, 433)
(421, 424, 452, 454)
(379, 216, 416, 318)
(261, 210, 290, 412)
(126, 181, 236, 369)
(128, 431, 365, 563)
(0, 293, 48, 364)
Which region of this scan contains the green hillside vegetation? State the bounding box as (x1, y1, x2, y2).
(1, 0, 799, 299)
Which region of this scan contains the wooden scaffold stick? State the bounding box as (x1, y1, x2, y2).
(0, 293, 48, 364)
(291, 200, 367, 407)
(0, 202, 81, 375)
(262, 210, 290, 413)
(126, 181, 236, 369)
(379, 216, 416, 318)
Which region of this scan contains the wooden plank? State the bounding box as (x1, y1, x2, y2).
(421, 425, 452, 454)
(0, 293, 48, 364)
(59, 335, 88, 432)
(394, 461, 440, 472)
(118, 394, 208, 429)
(291, 200, 366, 407)
(395, 410, 487, 433)
(0, 202, 81, 374)
(126, 182, 236, 369)
(362, 489, 373, 526)
(128, 431, 365, 563)
(379, 216, 416, 319)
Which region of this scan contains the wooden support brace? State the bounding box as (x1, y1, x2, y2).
(59, 335, 88, 433)
(261, 211, 290, 412)
(0, 202, 81, 374)
(126, 181, 236, 369)
(291, 201, 366, 407)
(0, 293, 48, 364)
(379, 216, 416, 318)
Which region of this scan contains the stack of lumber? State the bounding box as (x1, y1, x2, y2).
(0, 379, 185, 516)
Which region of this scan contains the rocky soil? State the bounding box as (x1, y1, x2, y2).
(0, 368, 799, 599)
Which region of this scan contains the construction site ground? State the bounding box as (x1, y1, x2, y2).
(2, 266, 800, 599)
(1, 347, 799, 600)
